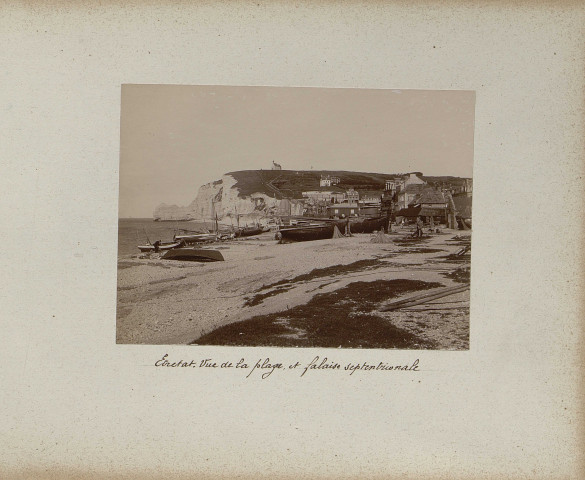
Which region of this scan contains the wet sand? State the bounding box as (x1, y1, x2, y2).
(116, 228, 471, 349)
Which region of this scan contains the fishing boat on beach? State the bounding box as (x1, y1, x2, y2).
(137, 241, 183, 253)
(349, 216, 387, 234)
(161, 248, 225, 262)
(235, 226, 264, 238)
(278, 221, 345, 243)
(173, 232, 218, 244)
(277, 215, 386, 243)
(174, 208, 248, 243)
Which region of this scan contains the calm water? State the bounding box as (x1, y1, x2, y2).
(118, 218, 216, 256)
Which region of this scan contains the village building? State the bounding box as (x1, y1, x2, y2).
(385, 177, 404, 194)
(358, 205, 380, 217)
(359, 190, 382, 205)
(302, 189, 345, 216)
(276, 198, 304, 216)
(417, 188, 448, 222)
(355, 190, 383, 217)
(302, 190, 345, 204)
(395, 186, 448, 224)
(319, 175, 340, 187)
(384, 173, 427, 209)
(327, 202, 360, 218)
(345, 188, 359, 203)
(397, 183, 426, 209)
(417, 188, 447, 209)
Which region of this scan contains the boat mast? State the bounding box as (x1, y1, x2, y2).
(210, 199, 217, 234)
(143, 228, 151, 245)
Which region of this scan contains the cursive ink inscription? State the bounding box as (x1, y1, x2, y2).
(301, 356, 341, 377)
(153, 354, 420, 379)
(344, 358, 419, 375)
(155, 354, 198, 368)
(246, 358, 284, 379)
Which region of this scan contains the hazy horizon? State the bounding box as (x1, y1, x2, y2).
(119, 85, 475, 218)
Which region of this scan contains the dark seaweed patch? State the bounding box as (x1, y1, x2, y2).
(244, 285, 294, 307)
(245, 259, 387, 307)
(440, 267, 471, 284)
(194, 279, 443, 348)
(434, 253, 471, 264)
(259, 259, 383, 291)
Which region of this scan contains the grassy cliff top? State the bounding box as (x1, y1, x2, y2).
(226, 170, 470, 199)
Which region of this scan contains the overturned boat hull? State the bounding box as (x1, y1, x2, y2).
(161, 248, 225, 262)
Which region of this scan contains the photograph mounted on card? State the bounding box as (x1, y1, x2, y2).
(117, 85, 475, 349)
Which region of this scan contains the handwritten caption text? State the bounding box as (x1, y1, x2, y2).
(154, 354, 420, 379)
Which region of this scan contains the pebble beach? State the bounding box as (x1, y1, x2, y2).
(116, 227, 471, 349)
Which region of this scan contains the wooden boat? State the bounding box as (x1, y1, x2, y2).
(153, 218, 192, 222)
(161, 248, 225, 262)
(278, 223, 341, 243)
(235, 226, 264, 238)
(173, 232, 218, 243)
(137, 241, 182, 253)
(349, 216, 387, 234)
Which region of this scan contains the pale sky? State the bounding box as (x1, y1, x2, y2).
(119, 85, 475, 218)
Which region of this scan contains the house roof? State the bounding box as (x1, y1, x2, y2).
(404, 184, 426, 194)
(418, 189, 446, 204)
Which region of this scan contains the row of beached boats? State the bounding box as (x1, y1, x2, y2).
(137, 225, 267, 252)
(278, 216, 387, 243)
(137, 216, 388, 261)
(137, 224, 269, 261)
(173, 225, 265, 243)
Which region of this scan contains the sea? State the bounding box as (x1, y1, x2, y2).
(118, 218, 216, 256)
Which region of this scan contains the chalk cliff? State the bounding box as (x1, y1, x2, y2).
(153, 174, 303, 222)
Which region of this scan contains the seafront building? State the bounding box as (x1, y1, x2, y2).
(327, 202, 360, 218)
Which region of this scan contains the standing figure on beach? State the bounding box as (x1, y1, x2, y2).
(415, 217, 424, 238)
(153, 240, 161, 253)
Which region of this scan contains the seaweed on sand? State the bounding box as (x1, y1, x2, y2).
(243, 259, 385, 307)
(194, 279, 443, 349)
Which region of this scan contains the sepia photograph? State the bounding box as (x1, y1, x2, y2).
(117, 85, 475, 349)
(3, 2, 584, 478)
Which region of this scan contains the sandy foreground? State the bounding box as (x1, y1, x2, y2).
(116, 228, 470, 348)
